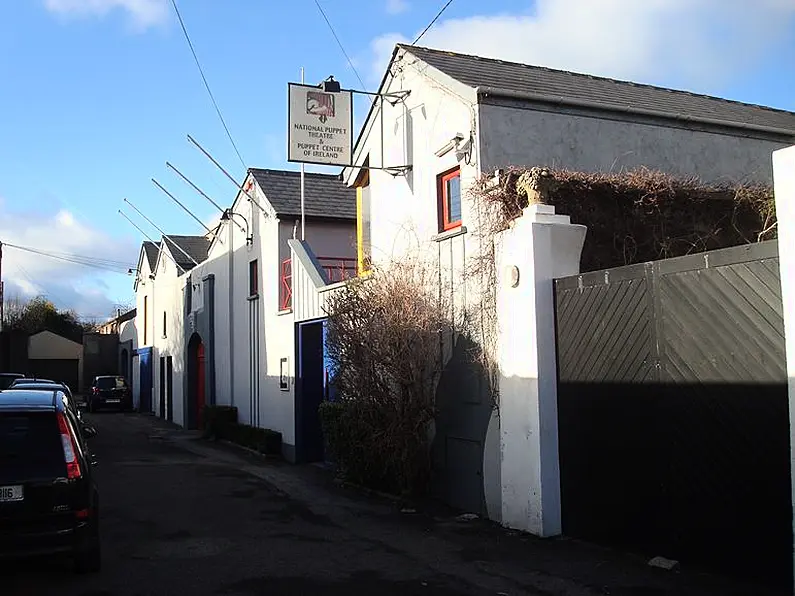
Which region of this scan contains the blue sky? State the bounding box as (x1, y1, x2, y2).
(0, 0, 793, 319)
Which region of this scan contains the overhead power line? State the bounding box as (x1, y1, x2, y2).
(3, 243, 136, 275)
(312, 0, 368, 92)
(170, 0, 246, 169)
(413, 0, 455, 45)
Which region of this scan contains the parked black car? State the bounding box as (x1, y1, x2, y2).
(89, 376, 131, 412)
(11, 377, 56, 386)
(0, 373, 24, 390)
(0, 389, 101, 572)
(5, 381, 82, 422)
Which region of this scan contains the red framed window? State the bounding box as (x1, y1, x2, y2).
(438, 167, 462, 231)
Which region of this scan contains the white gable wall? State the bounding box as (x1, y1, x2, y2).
(151, 242, 188, 424)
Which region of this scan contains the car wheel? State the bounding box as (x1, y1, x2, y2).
(74, 537, 101, 573)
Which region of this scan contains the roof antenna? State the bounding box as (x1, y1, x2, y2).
(186, 134, 267, 215)
(118, 210, 183, 272)
(151, 178, 220, 241)
(166, 161, 247, 234)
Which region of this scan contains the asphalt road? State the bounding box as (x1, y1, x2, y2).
(2, 412, 489, 596)
(2, 412, 788, 596)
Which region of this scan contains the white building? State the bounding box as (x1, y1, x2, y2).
(336, 44, 795, 521)
(132, 167, 355, 462)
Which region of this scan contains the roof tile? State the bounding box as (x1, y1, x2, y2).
(249, 169, 356, 220)
(401, 45, 795, 134)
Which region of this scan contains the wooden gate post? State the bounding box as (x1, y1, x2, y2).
(773, 145, 795, 591)
(495, 204, 586, 537)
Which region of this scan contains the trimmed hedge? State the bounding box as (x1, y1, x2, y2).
(223, 424, 282, 456)
(202, 405, 238, 439)
(202, 405, 282, 456)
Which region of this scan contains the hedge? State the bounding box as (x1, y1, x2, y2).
(202, 405, 282, 456)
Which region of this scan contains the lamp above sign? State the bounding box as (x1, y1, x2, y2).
(287, 81, 353, 167)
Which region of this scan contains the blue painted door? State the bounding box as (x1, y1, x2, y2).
(139, 347, 153, 414)
(322, 319, 338, 402)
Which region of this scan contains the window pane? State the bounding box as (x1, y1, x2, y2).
(446, 174, 461, 223)
(0, 413, 66, 482)
(249, 260, 258, 296)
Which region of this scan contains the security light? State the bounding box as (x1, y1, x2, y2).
(434, 133, 465, 158)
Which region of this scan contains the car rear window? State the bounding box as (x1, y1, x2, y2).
(96, 377, 126, 389)
(0, 412, 66, 483)
(0, 376, 21, 390)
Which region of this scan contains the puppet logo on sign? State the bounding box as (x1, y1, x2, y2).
(306, 91, 335, 124)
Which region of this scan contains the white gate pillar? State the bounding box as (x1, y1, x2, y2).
(496, 204, 586, 537)
(772, 146, 795, 591)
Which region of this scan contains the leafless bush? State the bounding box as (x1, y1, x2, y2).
(321, 258, 449, 496)
(471, 166, 775, 272)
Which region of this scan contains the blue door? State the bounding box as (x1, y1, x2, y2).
(138, 347, 153, 414)
(322, 319, 338, 402)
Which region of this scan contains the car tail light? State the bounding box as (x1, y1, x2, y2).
(57, 412, 82, 480)
(75, 508, 90, 520)
(92, 387, 99, 395)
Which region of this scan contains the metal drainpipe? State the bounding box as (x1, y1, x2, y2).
(228, 218, 235, 409)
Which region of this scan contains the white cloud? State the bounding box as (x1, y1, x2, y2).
(370, 0, 795, 90)
(0, 200, 138, 318)
(43, 0, 169, 31)
(386, 0, 409, 15)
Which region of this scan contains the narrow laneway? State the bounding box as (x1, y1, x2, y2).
(1, 412, 490, 595)
(2, 412, 786, 596)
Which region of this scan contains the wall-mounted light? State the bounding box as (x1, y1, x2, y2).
(434, 133, 465, 158)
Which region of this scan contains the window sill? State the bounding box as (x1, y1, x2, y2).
(432, 225, 467, 242)
(247, 294, 259, 302)
(278, 308, 293, 316)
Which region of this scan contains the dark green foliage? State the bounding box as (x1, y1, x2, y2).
(202, 405, 282, 456)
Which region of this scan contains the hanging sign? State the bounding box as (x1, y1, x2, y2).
(288, 82, 353, 166)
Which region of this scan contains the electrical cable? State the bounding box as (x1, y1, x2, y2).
(312, 0, 368, 93)
(4, 243, 137, 274)
(413, 0, 455, 45)
(170, 0, 246, 169)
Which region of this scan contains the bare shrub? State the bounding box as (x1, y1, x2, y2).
(321, 258, 448, 496)
(471, 166, 775, 272)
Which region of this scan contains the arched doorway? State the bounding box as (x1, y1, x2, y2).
(187, 333, 206, 430)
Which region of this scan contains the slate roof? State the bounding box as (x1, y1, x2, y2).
(142, 241, 160, 272)
(163, 235, 211, 271)
(400, 45, 795, 135)
(249, 169, 356, 220)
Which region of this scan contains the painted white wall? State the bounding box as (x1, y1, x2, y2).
(151, 243, 188, 425)
(772, 145, 795, 589)
(134, 253, 155, 350)
(119, 319, 137, 346)
(344, 52, 505, 518)
(353, 62, 477, 268)
(495, 204, 586, 536)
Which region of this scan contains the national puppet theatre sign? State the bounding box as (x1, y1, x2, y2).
(288, 82, 353, 167)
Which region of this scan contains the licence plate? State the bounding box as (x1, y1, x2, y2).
(0, 485, 23, 503)
(106, 399, 121, 403)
